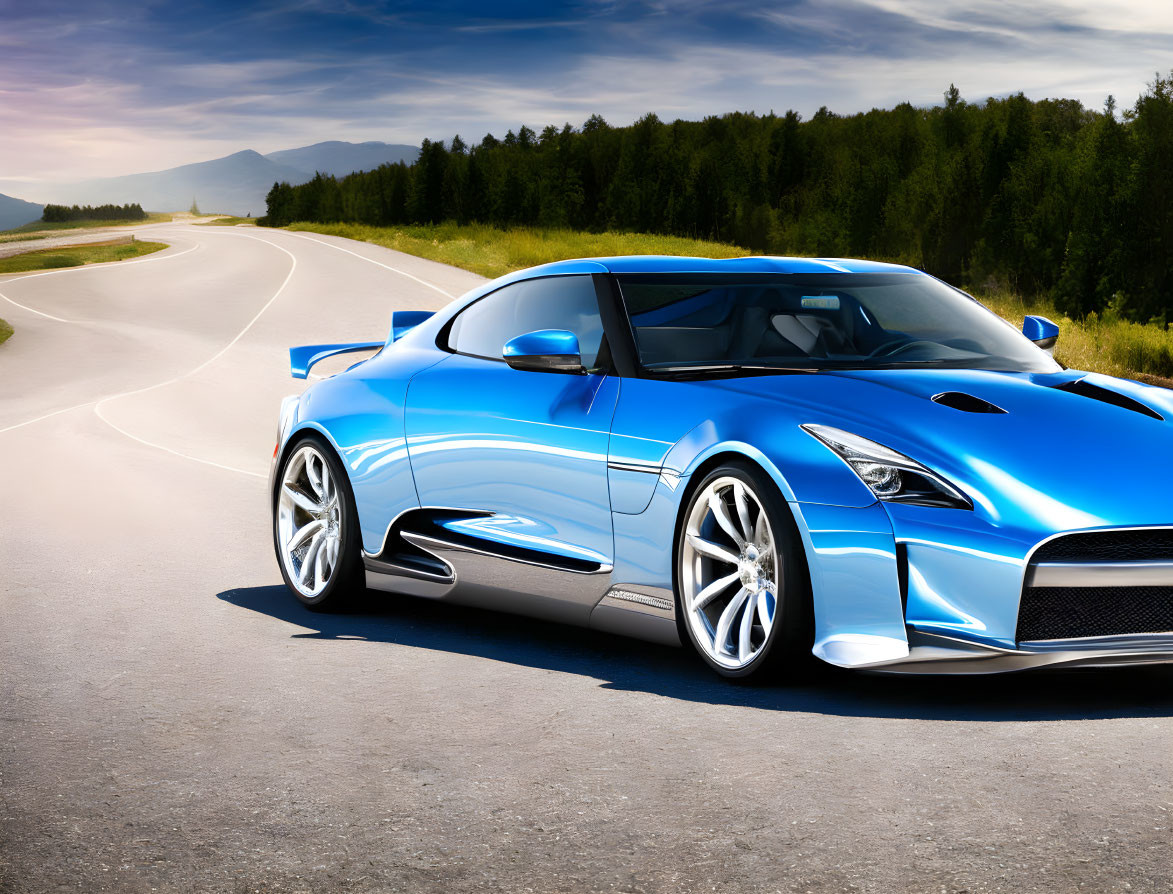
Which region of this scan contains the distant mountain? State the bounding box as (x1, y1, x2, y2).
(264, 141, 418, 178)
(0, 192, 44, 230)
(0, 141, 421, 217)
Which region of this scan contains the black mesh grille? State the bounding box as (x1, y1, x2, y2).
(1017, 586, 1173, 641)
(1032, 530, 1173, 562)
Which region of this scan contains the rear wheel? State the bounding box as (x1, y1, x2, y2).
(273, 435, 364, 611)
(677, 461, 811, 679)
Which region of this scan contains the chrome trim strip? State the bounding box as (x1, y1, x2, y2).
(1019, 525, 1173, 592)
(605, 587, 672, 612)
(869, 628, 1173, 674)
(1026, 559, 1173, 588)
(362, 555, 454, 583)
(1019, 632, 1173, 652)
(400, 530, 613, 576)
(607, 460, 661, 474)
(365, 567, 456, 599)
(907, 628, 1019, 654)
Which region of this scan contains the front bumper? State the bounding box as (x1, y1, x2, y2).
(799, 501, 1173, 673)
(871, 629, 1173, 674)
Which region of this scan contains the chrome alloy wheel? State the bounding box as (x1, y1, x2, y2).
(277, 444, 343, 598)
(681, 476, 779, 671)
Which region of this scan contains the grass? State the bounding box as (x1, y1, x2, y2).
(0, 212, 172, 236)
(0, 239, 168, 275)
(197, 216, 257, 226)
(977, 290, 1173, 386)
(0, 233, 50, 245)
(0, 317, 11, 346)
(286, 221, 748, 280)
(284, 220, 1173, 385)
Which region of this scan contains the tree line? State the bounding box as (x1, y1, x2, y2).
(42, 203, 146, 223)
(264, 76, 1173, 321)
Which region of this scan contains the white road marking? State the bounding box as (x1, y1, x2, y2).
(0, 241, 200, 323)
(0, 226, 456, 481)
(0, 398, 100, 436)
(91, 231, 300, 476)
(0, 231, 295, 472)
(91, 408, 267, 479)
(280, 229, 456, 298)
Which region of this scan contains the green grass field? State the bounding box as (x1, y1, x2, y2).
(0, 233, 51, 245)
(286, 221, 747, 279)
(0, 317, 12, 346)
(0, 212, 172, 236)
(0, 239, 168, 275)
(286, 221, 1173, 386)
(197, 216, 257, 226)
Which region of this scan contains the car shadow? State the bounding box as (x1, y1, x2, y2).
(218, 585, 1173, 722)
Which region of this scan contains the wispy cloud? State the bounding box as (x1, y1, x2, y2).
(1, 0, 1172, 186)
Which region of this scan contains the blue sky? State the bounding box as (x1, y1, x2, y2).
(3, 0, 1172, 181)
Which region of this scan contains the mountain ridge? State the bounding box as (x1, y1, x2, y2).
(0, 192, 45, 230)
(0, 141, 420, 217)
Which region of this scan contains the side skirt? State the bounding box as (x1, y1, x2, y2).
(364, 523, 611, 626)
(362, 512, 680, 645)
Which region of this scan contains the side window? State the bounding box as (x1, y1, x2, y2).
(447, 275, 605, 368)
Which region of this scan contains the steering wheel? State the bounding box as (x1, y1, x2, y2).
(868, 339, 938, 359)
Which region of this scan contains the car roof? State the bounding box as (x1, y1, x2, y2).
(509, 255, 922, 278)
(451, 255, 927, 312)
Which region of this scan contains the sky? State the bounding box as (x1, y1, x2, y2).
(2, 0, 1173, 183)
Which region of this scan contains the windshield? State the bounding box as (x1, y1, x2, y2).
(616, 272, 1060, 374)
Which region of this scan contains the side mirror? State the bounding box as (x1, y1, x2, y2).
(502, 329, 584, 373)
(1023, 315, 1059, 351)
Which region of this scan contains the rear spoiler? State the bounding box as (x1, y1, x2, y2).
(288, 310, 436, 379)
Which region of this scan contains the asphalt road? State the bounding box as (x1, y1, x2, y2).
(1, 223, 1170, 894)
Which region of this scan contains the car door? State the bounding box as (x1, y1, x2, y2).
(403, 273, 619, 616)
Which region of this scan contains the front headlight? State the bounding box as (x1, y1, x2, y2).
(801, 424, 971, 509)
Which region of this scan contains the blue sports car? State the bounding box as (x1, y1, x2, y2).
(270, 256, 1173, 678)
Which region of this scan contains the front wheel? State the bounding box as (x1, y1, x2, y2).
(677, 461, 812, 679)
(273, 435, 364, 611)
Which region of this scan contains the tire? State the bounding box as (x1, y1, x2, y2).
(272, 433, 364, 611)
(675, 459, 812, 680)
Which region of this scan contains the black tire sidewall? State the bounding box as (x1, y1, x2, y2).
(674, 460, 812, 680)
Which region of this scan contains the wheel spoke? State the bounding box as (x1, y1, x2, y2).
(287, 518, 323, 552)
(738, 586, 757, 662)
(733, 482, 754, 544)
(320, 460, 332, 504)
(306, 455, 324, 500)
(299, 532, 324, 587)
(712, 588, 750, 656)
(314, 544, 326, 591)
(754, 512, 769, 549)
(687, 533, 739, 565)
(692, 570, 740, 612)
(283, 484, 321, 515)
(708, 492, 745, 547)
(756, 588, 774, 636)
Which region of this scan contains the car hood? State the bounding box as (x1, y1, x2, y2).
(706, 367, 1173, 533)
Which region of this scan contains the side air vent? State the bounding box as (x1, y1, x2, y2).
(931, 391, 1007, 414)
(1054, 378, 1164, 421)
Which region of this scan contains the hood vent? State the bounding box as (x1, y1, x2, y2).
(1054, 378, 1164, 421)
(931, 391, 1007, 414)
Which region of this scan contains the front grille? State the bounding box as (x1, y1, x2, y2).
(1019, 530, 1173, 641)
(1017, 586, 1173, 641)
(1032, 530, 1173, 562)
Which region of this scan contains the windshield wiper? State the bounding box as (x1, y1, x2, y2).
(643, 362, 820, 376)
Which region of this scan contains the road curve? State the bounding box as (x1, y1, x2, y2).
(0, 224, 1170, 893)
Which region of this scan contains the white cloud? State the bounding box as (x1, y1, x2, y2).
(3, 0, 1173, 184)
